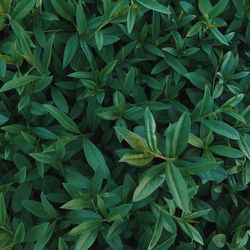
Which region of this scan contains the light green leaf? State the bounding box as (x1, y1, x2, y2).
(119, 152, 154, 166)
(144, 108, 158, 152)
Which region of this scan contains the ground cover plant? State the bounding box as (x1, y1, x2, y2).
(0, 0, 250, 249)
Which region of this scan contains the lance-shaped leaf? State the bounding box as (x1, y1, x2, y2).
(166, 163, 190, 212)
(82, 138, 110, 178)
(119, 152, 154, 166)
(133, 164, 165, 202)
(165, 112, 191, 157)
(144, 108, 158, 152)
(43, 104, 80, 134)
(114, 126, 151, 153)
(0, 75, 42, 92)
(137, 0, 171, 15)
(202, 119, 240, 140)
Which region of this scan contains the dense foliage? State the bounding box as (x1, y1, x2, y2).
(0, 0, 250, 249)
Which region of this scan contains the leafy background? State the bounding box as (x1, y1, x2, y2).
(0, 0, 250, 249)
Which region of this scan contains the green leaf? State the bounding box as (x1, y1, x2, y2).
(137, 0, 171, 14)
(51, 87, 69, 113)
(144, 108, 158, 152)
(75, 230, 98, 250)
(106, 203, 132, 222)
(76, 2, 87, 34)
(22, 200, 50, 219)
(61, 198, 91, 210)
(14, 223, 25, 243)
(209, 145, 244, 158)
(208, 0, 229, 19)
(51, 0, 74, 21)
(69, 220, 100, 236)
(212, 234, 226, 248)
(211, 28, 229, 46)
(82, 138, 110, 178)
(202, 119, 240, 140)
(63, 33, 78, 69)
(198, 0, 213, 15)
(114, 126, 151, 153)
(43, 104, 80, 134)
(133, 164, 165, 202)
(164, 54, 188, 75)
(119, 152, 154, 166)
(12, 0, 36, 20)
(29, 153, 55, 164)
(123, 67, 136, 95)
(0, 75, 42, 92)
(166, 163, 190, 212)
(127, 6, 136, 33)
(148, 214, 163, 250)
(0, 193, 7, 225)
(95, 30, 104, 51)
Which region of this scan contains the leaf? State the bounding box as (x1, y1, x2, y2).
(123, 67, 136, 95)
(51, 87, 69, 113)
(22, 200, 50, 219)
(95, 30, 104, 51)
(144, 108, 158, 152)
(0, 75, 42, 92)
(133, 164, 165, 202)
(208, 0, 229, 19)
(13, 223, 25, 243)
(211, 28, 229, 46)
(51, 0, 73, 21)
(12, 0, 36, 20)
(43, 104, 80, 134)
(127, 6, 136, 34)
(164, 54, 188, 75)
(212, 234, 226, 248)
(166, 163, 190, 212)
(198, 0, 213, 15)
(202, 119, 240, 140)
(75, 230, 98, 250)
(69, 220, 100, 236)
(137, 0, 171, 14)
(114, 126, 151, 153)
(148, 214, 163, 250)
(106, 203, 133, 222)
(63, 33, 78, 69)
(119, 153, 154, 166)
(42, 33, 55, 74)
(29, 153, 55, 164)
(82, 138, 110, 178)
(76, 2, 87, 34)
(0, 193, 7, 225)
(209, 145, 244, 158)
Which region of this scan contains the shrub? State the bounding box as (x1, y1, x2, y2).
(0, 0, 250, 249)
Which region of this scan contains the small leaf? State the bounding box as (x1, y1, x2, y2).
(164, 54, 188, 75)
(127, 6, 136, 33)
(209, 145, 244, 158)
(95, 30, 104, 51)
(0, 193, 7, 225)
(202, 119, 240, 140)
(137, 0, 171, 14)
(144, 108, 158, 152)
(0, 75, 42, 92)
(12, 0, 36, 20)
(133, 164, 165, 201)
(119, 152, 154, 166)
(212, 234, 226, 248)
(82, 138, 110, 178)
(44, 104, 80, 134)
(29, 153, 55, 164)
(166, 163, 190, 212)
(208, 0, 229, 19)
(63, 33, 78, 69)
